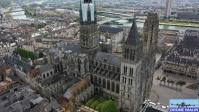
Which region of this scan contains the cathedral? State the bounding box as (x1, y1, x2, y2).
(61, 0, 159, 111)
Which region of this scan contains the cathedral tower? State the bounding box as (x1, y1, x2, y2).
(119, 19, 143, 112)
(143, 13, 159, 56)
(79, 0, 99, 55)
(0, 13, 3, 24)
(142, 13, 159, 100)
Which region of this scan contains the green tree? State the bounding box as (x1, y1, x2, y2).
(96, 103, 103, 111)
(86, 98, 96, 107)
(156, 76, 161, 80)
(167, 79, 170, 86)
(170, 80, 175, 86)
(176, 81, 186, 89)
(16, 48, 37, 60)
(175, 82, 179, 89)
(161, 77, 167, 85)
(90, 100, 101, 109)
(101, 100, 119, 112)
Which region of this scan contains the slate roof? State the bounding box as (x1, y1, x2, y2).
(166, 53, 199, 66)
(95, 52, 121, 66)
(63, 79, 91, 99)
(126, 19, 140, 45)
(60, 42, 81, 53)
(39, 64, 53, 73)
(165, 30, 199, 66)
(3, 55, 32, 74)
(99, 26, 123, 34)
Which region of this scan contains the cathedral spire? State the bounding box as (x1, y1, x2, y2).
(80, 0, 96, 25)
(126, 18, 140, 46)
(87, 4, 91, 23)
(123, 17, 143, 62)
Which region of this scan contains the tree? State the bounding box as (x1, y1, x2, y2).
(85, 97, 96, 107)
(176, 81, 186, 89)
(90, 100, 101, 109)
(170, 80, 175, 86)
(16, 48, 37, 60)
(101, 100, 119, 112)
(156, 76, 161, 80)
(167, 79, 171, 86)
(39, 52, 44, 58)
(175, 82, 179, 89)
(161, 77, 167, 85)
(96, 103, 103, 111)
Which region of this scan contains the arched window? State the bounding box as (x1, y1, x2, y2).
(116, 84, 119, 94)
(98, 77, 101, 85)
(103, 79, 106, 88)
(47, 73, 49, 77)
(107, 80, 110, 90)
(111, 82, 115, 92)
(90, 75, 93, 83)
(43, 74, 46, 79)
(94, 76, 97, 84)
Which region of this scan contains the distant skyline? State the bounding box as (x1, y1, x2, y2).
(1, 0, 198, 9)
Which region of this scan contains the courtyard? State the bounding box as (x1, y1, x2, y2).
(150, 67, 198, 106)
(84, 96, 119, 112)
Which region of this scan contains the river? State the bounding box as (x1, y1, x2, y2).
(111, 19, 199, 32)
(10, 5, 199, 32)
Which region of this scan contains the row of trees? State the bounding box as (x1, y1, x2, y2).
(156, 76, 186, 89)
(30, 23, 46, 29)
(16, 48, 38, 60)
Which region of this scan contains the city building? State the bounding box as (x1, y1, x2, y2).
(0, 67, 13, 94)
(176, 12, 199, 21)
(0, 81, 63, 112)
(165, 0, 172, 18)
(0, 42, 17, 59)
(0, 13, 3, 24)
(162, 30, 199, 79)
(32, 64, 81, 99)
(61, 79, 94, 111)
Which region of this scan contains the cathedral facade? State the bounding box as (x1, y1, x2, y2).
(61, 0, 159, 111)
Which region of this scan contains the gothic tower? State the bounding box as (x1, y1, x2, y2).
(142, 13, 159, 100)
(0, 13, 3, 24)
(119, 19, 143, 112)
(79, 0, 99, 55)
(143, 13, 159, 56)
(165, 0, 172, 18)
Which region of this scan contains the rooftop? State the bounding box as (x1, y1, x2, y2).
(0, 83, 48, 112)
(95, 52, 121, 66)
(99, 26, 123, 34)
(39, 64, 53, 73)
(165, 30, 199, 66)
(126, 19, 140, 46)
